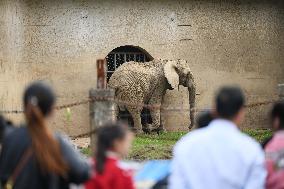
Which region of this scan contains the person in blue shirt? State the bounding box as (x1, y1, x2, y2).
(169, 86, 267, 189)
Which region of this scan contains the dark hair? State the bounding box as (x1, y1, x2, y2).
(24, 82, 68, 176)
(95, 122, 129, 174)
(196, 110, 214, 129)
(216, 86, 245, 119)
(270, 100, 284, 130)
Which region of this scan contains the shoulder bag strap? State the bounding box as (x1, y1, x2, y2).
(4, 147, 33, 189)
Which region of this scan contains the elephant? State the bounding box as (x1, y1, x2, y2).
(108, 59, 196, 133)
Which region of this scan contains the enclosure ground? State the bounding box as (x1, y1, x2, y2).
(80, 129, 272, 160)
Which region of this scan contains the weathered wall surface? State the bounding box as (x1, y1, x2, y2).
(0, 0, 26, 123)
(0, 0, 283, 134)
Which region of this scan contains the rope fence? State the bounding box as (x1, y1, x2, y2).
(70, 99, 278, 139)
(0, 96, 278, 114)
(0, 96, 279, 139)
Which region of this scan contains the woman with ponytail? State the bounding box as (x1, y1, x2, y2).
(85, 122, 134, 189)
(0, 82, 90, 189)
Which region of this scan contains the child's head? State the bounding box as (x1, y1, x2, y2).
(270, 101, 284, 131)
(95, 122, 134, 173)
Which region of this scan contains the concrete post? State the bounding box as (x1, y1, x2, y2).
(278, 84, 284, 100)
(89, 89, 116, 149)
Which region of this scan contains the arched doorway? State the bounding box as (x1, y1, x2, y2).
(105, 45, 154, 128)
(105, 45, 153, 81)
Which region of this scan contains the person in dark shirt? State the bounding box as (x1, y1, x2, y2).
(0, 82, 90, 189)
(0, 116, 15, 145)
(0, 115, 5, 144)
(195, 110, 215, 129)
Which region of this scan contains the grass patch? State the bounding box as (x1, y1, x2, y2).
(242, 128, 272, 142)
(81, 129, 273, 160)
(80, 146, 92, 156)
(129, 132, 185, 160)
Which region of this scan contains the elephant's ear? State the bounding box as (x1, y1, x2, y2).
(164, 61, 179, 89)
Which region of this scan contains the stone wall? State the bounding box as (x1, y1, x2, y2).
(0, 0, 283, 134)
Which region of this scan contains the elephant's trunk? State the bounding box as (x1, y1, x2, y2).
(188, 82, 196, 129)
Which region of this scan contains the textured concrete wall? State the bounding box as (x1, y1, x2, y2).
(0, 0, 283, 134)
(0, 0, 26, 123)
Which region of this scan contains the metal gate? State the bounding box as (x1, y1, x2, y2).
(106, 52, 147, 81)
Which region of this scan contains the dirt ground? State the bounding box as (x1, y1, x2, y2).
(71, 137, 90, 149)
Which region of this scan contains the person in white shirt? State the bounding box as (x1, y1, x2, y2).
(169, 86, 267, 189)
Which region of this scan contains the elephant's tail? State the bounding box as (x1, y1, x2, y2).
(111, 88, 126, 111)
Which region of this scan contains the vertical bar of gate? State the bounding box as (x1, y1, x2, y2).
(114, 53, 117, 69)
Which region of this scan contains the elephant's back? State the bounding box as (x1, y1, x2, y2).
(113, 61, 159, 75)
(108, 61, 164, 104)
(108, 61, 160, 89)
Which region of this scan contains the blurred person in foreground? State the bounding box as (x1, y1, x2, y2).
(0, 115, 15, 156)
(265, 101, 284, 189)
(169, 86, 267, 189)
(195, 110, 215, 129)
(0, 115, 6, 145)
(0, 115, 15, 145)
(0, 82, 90, 189)
(85, 122, 135, 189)
(150, 111, 215, 189)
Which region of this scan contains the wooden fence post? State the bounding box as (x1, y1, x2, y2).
(278, 84, 284, 100)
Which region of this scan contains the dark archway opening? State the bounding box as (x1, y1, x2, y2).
(105, 45, 154, 128)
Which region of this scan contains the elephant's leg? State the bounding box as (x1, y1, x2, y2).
(147, 95, 163, 132)
(143, 86, 165, 133)
(160, 110, 166, 131)
(127, 107, 143, 133)
(188, 83, 196, 129)
(148, 108, 162, 132)
(114, 104, 119, 120)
